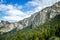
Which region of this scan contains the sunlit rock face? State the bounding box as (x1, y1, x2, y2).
(0, 1, 60, 33)
(0, 21, 24, 33)
(18, 1, 60, 28)
(0, 21, 15, 33)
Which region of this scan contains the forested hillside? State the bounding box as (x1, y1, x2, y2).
(0, 14, 60, 40)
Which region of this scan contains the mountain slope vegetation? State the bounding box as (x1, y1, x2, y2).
(0, 1, 60, 33)
(0, 14, 60, 40)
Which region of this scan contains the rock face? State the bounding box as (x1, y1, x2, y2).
(0, 1, 60, 33)
(17, 1, 60, 28)
(0, 21, 16, 33)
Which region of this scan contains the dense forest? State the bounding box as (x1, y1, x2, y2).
(0, 14, 60, 40)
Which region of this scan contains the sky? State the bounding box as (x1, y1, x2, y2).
(0, 0, 60, 22)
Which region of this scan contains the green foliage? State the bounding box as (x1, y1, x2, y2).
(0, 14, 60, 40)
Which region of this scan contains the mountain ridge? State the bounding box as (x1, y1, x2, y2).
(0, 1, 60, 33)
(17, 1, 60, 28)
(0, 9, 60, 40)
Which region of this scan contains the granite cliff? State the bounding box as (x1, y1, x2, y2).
(0, 1, 60, 33)
(17, 1, 60, 29)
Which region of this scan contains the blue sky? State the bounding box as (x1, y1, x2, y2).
(0, 0, 60, 22)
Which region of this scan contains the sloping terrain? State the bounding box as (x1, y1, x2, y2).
(0, 1, 60, 33)
(18, 1, 60, 28)
(0, 1, 60, 40)
(0, 13, 60, 40)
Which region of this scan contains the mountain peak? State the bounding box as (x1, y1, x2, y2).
(0, 1, 60, 33)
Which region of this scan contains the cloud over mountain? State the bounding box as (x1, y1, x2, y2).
(0, 0, 60, 22)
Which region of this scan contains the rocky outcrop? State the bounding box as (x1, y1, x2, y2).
(17, 1, 60, 28)
(0, 21, 16, 33)
(0, 1, 60, 33)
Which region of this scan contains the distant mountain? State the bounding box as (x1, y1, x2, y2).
(0, 1, 60, 33)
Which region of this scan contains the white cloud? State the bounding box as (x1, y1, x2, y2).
(2, 16, 24, 22)
(25, 0, 60, 12)
(26, 0, 40, 6)
(0, 4, 29, 22)
(0, 4, 15, 11)
(6, 9, 26, 16)
(41, 0, 60, 5)
(0, 0, 60, 22)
